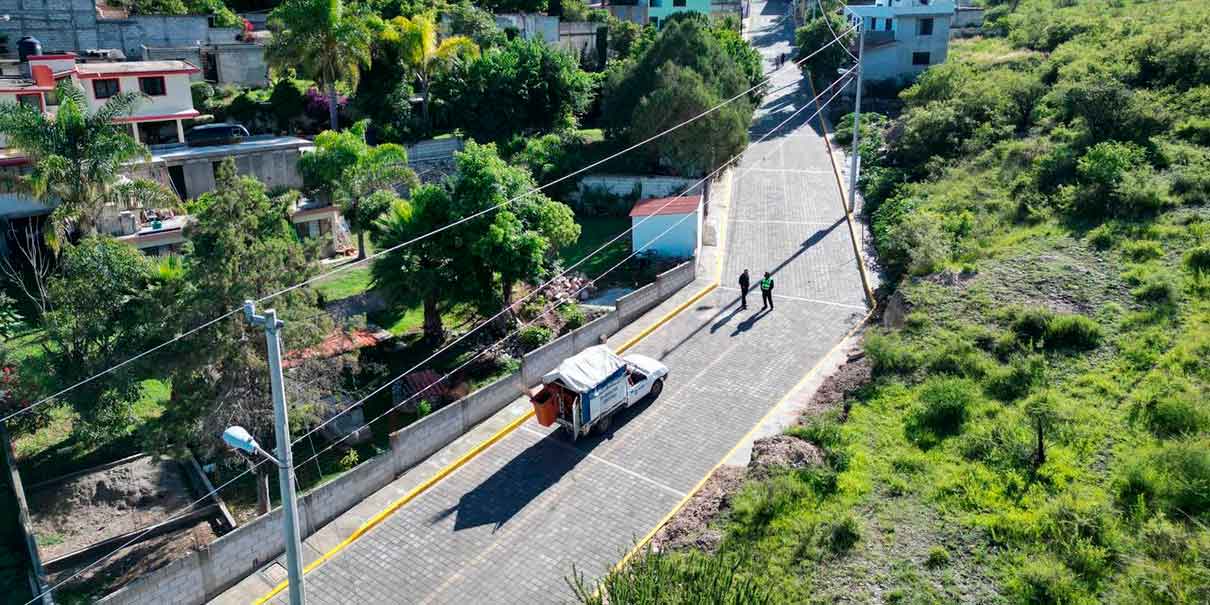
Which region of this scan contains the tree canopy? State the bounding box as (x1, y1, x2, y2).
(372, 142, 578, 341)
(268, 0, 378, 130)
(433, 37, 594, 143)
(600, 14, 758, 175)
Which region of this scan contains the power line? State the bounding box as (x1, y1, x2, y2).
(0, 26, 857, 427)
(283, 65, 857, 454)
(287, 68, 858, 482)
(18, 54, 858, 605)
(818, 0, 859, 61)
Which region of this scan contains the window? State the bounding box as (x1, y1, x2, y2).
(885, 18, 893, 31)
(918, 17, 934, 36)
(92, 78, 120, 99)
(650, 17, 659, 28)
(912, 51, 931, 65)
(673, 0, 685, 6)
(139, 76, 166, 96)
(16, 94, 42, 111)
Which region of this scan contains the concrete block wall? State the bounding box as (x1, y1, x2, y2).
(97, 16, 211, 59)
(521, 332, 575, 388)
(406, 138, 463, 163)
(99, 261, 694, 605)
(577, 175, 703, 200)
(573, 313, 620, 352)
(616, 283, 660, 324)
(211, 44, 268, 87)
(0, 0, 100, 54)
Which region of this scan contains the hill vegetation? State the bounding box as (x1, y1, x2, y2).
(580, 0, 1210, 603)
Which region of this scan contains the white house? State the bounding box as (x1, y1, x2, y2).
(0, 53, 201, 148)
(844, 0, 955, 85)
(629, 195, 702, 259)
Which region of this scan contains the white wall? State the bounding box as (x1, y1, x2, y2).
(85, 72, 195, 118)
(631, 211, 700, 259)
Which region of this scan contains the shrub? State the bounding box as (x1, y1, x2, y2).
(570, 550, 772, 605)
(786, 410, 844, 452)
(1184, 245, 1210, 275)
(1123, 240, 1164, 262)
(518, 325, 553, 352)
(925, 546, 950, 569)
(987, 354, 1047, 401)
(417, 400, 432, 418)
(822, 515, 862, 555)
(558, 304, 587, 331)
(190, 81, 215, 109)
(338, 449, 360, 470)
(1085, 224, 1116, 250)
(864, 332, 922, 374)
(1045, 314, 1103, 350)
(1135, 374, 1208, 438)
(1117, 439, 1210, 519)
(1010, 306, 1054, 344)
(959, 415, 1033, 470)
(905, 377, 979, 446)
(1007, 556, 1091, 605)
(1129, 268, 1181, 304)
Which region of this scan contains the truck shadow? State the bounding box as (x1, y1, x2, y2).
(428, 394, 660, 533)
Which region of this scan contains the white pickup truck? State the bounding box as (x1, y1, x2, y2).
(530, 345, 669, 440)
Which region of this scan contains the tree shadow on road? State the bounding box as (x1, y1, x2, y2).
(428, 395, 659, 533)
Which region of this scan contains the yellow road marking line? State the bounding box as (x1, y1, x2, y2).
(254, 277, 725, 604)
(607, 308, 875, 577)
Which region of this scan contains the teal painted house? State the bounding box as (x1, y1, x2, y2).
(646, 0, 713, 28)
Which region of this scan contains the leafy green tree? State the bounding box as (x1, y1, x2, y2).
(382, 13, 479, 133)
(299, 122, 417, 258)
(713, 23, 764, 95)
(433, 37, 593, 143)
(476, 0, 547, 14)
(268, 0, 377, 130)
(0, 82, 173, 241)
(42, 238, 164, 437)
(443, 1, 506, 48)
(630, 63, 750, 177)
(335, 144, 419, 259)
(269, 78, 308, 132)
(794, 10, 853, 81)
(601, 14, 753, 149)
(372, 143, 578, 341)
(160, 162, 329, 458)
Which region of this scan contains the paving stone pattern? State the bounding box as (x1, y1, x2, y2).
(285, 1, 867, 602)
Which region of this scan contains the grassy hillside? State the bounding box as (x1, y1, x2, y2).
(579, 1, 1210, 603)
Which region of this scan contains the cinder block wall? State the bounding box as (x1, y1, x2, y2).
(99, 261, 695, 605)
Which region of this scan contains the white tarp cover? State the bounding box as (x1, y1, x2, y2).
(542, 345, 627, 393)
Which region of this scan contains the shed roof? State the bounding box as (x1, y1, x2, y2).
(629, 195, 701, 217)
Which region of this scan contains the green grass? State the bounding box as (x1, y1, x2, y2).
(13, 378, 171, 478)
(560, 216, 632, 279)
(314, 265, 373, 301)
(576, 128, 605, 143)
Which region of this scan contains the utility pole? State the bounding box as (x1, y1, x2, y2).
(845, 24, 865, 215)
(244, 301, 306, 605)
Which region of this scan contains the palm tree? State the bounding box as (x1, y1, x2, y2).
(383, 14, 479, 133)
(0, 81, 173, 242)
(334, 143, 417, 260)
(267, 0, 375, 130)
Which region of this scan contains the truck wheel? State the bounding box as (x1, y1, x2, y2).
(594, 414, 612, 435)
(650, 379, 665, 398)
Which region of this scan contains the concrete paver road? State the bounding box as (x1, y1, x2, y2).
(271, 1, 867, 602)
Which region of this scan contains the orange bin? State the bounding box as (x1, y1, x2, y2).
(531, 386, 560, 427)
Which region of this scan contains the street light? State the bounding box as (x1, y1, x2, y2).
(216, 299, 308, 605)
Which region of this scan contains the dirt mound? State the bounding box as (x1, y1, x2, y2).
(651, 466, 746, 553)
(28, 456, 193, 560)
(804, 354, 872, 417)
(748, 435, 824, 480)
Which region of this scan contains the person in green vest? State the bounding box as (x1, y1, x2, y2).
(760, 272, 774, 310)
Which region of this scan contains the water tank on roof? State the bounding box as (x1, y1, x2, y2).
(17, 37, 42, 63)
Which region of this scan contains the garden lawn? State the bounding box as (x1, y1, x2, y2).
(559, 216, 632, 279)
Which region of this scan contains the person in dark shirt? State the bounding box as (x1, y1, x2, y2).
(738, 269, 751, 310)
(760, 272, 774, 310)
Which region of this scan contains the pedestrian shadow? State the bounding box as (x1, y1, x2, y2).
(428, 393, 659, 533)
(710, 299, 747, 333)
(731, 307, 772, 336)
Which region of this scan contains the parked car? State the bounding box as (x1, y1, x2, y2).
(529, 345, 668, 440)
(185, 123, 250, 147)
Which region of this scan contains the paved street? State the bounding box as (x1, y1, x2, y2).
(270, 1, 867, 602)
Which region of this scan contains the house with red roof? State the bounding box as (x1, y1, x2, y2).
(628, 194, 703, 259)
